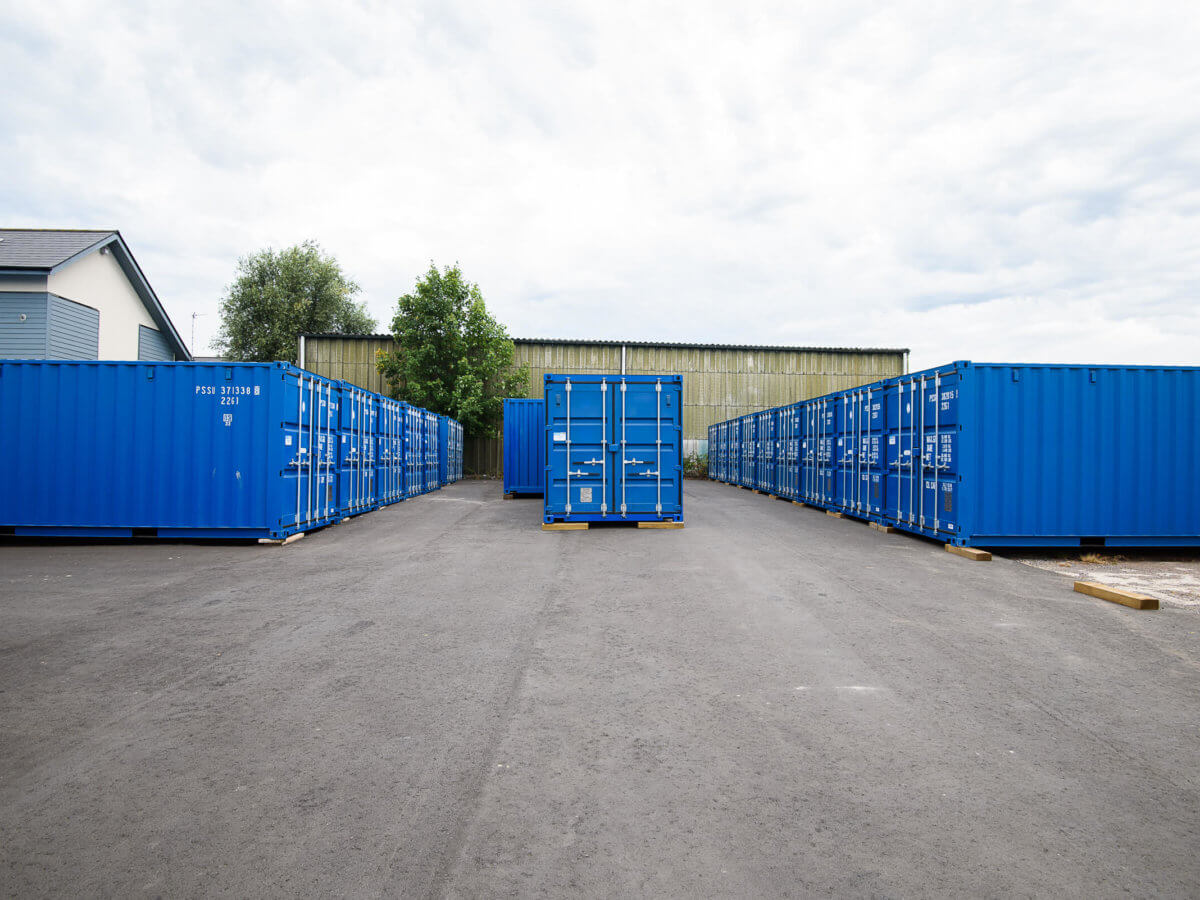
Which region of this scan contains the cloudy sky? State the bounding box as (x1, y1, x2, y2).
(3, 1, 1198, 368)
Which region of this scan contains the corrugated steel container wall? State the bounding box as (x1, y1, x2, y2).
(377, 397, 407, 506)
(422, 410, 440, 494)
(0, 361, 343, 539)
(957, 362, 1200, 547)
(713, 362, 1200, 548)
(404, 403, 423, 497)
(338, 382, 379, 515)
(543, 374, 683, 523)
(438, 415, 450, 486)
(449, 420, 463, 482)
(503, 398, 545, 495)
(739, 414, 756, 489)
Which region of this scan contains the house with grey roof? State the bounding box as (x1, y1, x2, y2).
(0, 229, 190, 361)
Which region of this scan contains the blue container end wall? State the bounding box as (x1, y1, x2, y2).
(503, 398, 545, 495)
(543, 374, 683, 523)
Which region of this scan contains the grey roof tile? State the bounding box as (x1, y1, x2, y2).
(0, 229, 116, 269)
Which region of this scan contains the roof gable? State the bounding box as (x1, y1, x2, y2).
(0, 229, 117, 270)
(1, 228, 190, 360)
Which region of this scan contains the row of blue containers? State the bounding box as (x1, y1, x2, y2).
(709, 361, 1200, 548)
(543, 374, 684, 523)
(0, 360, 464, 541)
(502, 398, 545, 496)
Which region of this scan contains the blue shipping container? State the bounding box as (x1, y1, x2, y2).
(503, 398, 545, 496)
(714, 361, 1200, 548)
(543, 374, 683, 523)
(0, 361, 344, 539)
(0, 360, 457, 541)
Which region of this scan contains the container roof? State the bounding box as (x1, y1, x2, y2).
(0, 229, 117, 269)
(299, 333, 909, 355)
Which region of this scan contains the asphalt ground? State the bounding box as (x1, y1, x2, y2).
(1, 479, 1198, 898)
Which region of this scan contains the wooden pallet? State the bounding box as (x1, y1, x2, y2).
(869, 522, 895, 533)
(542, 521, 685, 531)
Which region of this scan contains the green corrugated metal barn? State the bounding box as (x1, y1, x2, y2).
(298, 334, 908, 473)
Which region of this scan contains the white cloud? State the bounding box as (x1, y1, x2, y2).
(2, 0, 1198, 369)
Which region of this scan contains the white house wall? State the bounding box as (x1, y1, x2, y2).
(48, 249, 159, 359)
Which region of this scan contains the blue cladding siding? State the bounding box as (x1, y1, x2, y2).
(138, 324, 172, 361)
(503, 398, 545, 495)
(0, 293, 49, 358)
(46, 294, 99, 359)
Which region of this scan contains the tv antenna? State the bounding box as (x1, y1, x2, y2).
(191, 312, 206, 355)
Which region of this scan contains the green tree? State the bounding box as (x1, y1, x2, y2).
(215, 241, 375, 362)
(377, 263, 528, 437)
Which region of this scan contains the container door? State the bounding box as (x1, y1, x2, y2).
(284, 370, 328, 528)
(761, 412, 774, 492)
(799, 403, 812, 502)
(316, 380, 337, 518)
(923, 369, 959, 535)
(338, 386, 359, 513)
(613, 377, 681, 518)
(410, 406, 422, 496)
(859, 386, 883, 518)
(889, 373, 958, 533)
(858, 434, 883, 516)
(428, 414, 435, 491)
(744, 417, 756, 488)
(786, 406, 800, 500)
(361, 392, 375, 508)
(546, 378, 608, 516)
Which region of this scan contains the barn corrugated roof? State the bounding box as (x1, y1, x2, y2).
(299, 334, 909, 354)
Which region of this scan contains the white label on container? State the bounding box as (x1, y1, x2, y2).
(889, 435, 896, 445)
(580, 487, 592, 503)
(285, 435, 293, 445)
(553, 432, 567, 442)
